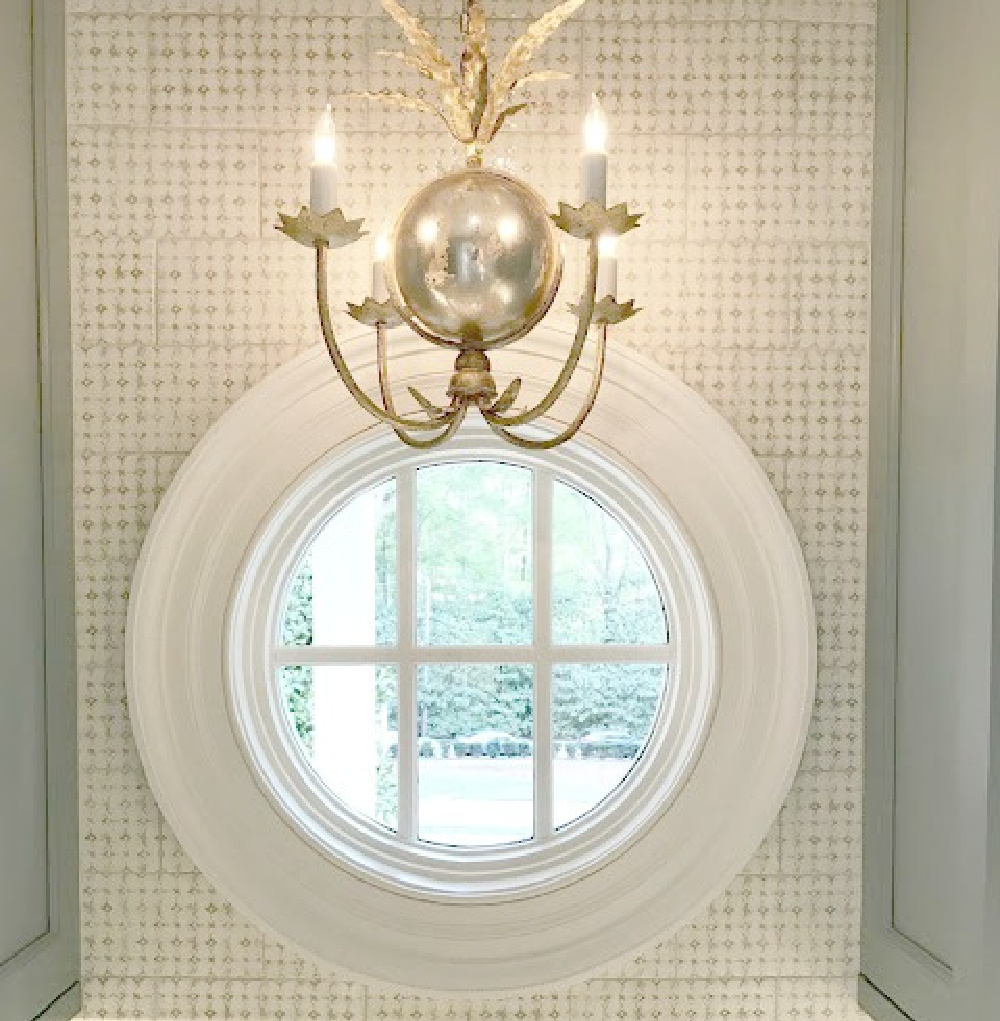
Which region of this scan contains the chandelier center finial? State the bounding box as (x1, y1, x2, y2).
(448, 349, 498, 409)
(350, 0, 585, 151)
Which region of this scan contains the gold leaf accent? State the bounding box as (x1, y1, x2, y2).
(511, 68, 572, 91)
(486, 102, 529, 141)
(350, 0, 585, 148)
(479, 0, 588, 141)
(377, 49, 441, 81)
(408, 386, 447, 416)
(347, 89, 450, 129)
(379, 0, 474, 142)
(460, 0, 490, 135)
(491, 378, 522, 414)
(380, 0, 453, 81)
(374, 52, 472, 140)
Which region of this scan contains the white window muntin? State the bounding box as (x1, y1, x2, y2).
(229, 429, 718, 901)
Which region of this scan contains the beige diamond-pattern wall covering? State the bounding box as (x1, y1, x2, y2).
(68, 1, 874, 1017)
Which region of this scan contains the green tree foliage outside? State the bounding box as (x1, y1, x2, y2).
(280, 463, 668, 756)
(280, 555, 315, 753)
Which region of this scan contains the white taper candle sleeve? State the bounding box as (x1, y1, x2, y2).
(373, 262, 388, 302)
(310, 165, 338, 215)
(581, 151, 608, 206)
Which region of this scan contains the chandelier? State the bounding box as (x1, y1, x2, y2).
(277, 0, 642, 449)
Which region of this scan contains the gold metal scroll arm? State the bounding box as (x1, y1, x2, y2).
(481, 200, 642, 447)
(374, 319, 466, 447)
(481, 233, 601, 429)
(391, 401, 469, 449)
(315, 245, 453, 433)
(278, 205, 453, 436)
(483, 323, 607, 450)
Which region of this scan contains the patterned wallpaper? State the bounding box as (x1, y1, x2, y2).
(68, 0, 874, 1017)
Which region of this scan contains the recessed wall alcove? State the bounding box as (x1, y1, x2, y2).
(63, 0, 874, 1016)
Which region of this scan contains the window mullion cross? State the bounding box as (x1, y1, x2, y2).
(533, 467, 554, 841)
(397, 465, 418, 842)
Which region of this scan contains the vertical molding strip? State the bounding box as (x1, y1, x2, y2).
(33, 0, 81, 1005)
(862, 0, 906, 967)
(862, 0, 1000, 1017)
(0, 1, 80, 1017)
(397, 466, 417, 841)
(533, 467, 553, 841)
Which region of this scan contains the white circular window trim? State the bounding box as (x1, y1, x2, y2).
(127, 321, 815, 994)
(233, 435, 710, 903)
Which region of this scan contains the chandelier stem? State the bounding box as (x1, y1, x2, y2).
(315, 246, 448, 432)
(483, 323, 607, 450)
(483, 234, 600, 427)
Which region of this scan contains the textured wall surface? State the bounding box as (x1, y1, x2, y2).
(68, 0, 874, 1017)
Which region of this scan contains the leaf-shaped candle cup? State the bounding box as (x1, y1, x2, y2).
(551, 200, 644, 240)
(276, 207, 368, 249)
(347, 298, 405, 329)
(568, 297, 641, 326)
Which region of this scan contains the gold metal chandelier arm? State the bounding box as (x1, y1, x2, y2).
(392, 402, 469, 449)
(375, 321, 451, 420)
(315, 246, 447, 432)
(375, 320, 400, 417)
(482, 323, 607, 450)
(482, 234, 600, 428)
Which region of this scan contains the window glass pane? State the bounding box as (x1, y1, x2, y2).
(416, 462, 532, 646)
(417, 664, 533, 846)
(280, 478, 397, 646)
(281, 664, 398, 831)
(551, 482, 667, 645)
(552, 664, 666, 830)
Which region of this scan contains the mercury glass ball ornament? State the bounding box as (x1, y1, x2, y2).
(385, 167, 563, 349)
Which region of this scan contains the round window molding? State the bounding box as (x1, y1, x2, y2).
(127, 321, 815, 993)
(232, 436, 711, 902)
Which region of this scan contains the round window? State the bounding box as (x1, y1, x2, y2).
(277, 459, 670, 847)
(128, 325, 814, 991)
(229, 436, 715, 900)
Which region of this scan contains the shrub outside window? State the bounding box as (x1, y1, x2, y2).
(274, 458, 672, 851)
(230, 434, 711, 901)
